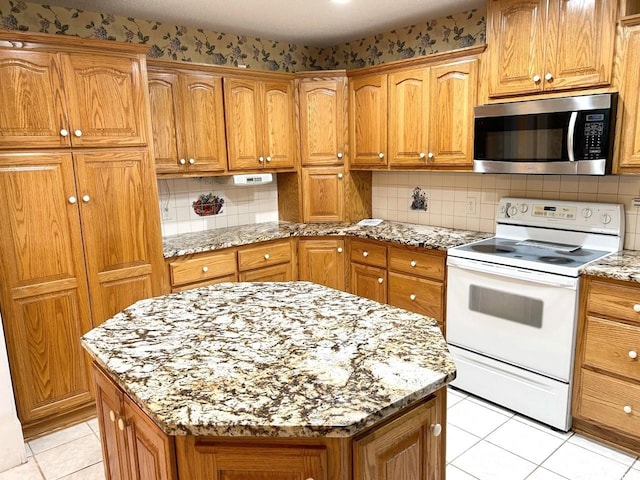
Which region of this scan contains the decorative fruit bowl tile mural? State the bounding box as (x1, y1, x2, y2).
(192, 193, 224, 216)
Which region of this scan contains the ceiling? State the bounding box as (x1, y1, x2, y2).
(45, 0, 485, 47)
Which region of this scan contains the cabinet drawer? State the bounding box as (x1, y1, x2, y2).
(388, 272, 444, 322)
(350, 239, 387, 267)
(169, 250, 237, 287)
(583, 316, 640, 380)
(238, 240, 292, 271)
(388, 247, 444, 280)
(239, 263, 293, 282)
(171, 274, 237, 293)
(577, 369, 640, 438)
(587, 281, 640, 325)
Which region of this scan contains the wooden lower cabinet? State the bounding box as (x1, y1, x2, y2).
(350, 264, 387, 303)
(239, 263, 293, 282)
(572, 276, 640, 453)
(298, 238, 346, 291)
(238, 239, 295, 282)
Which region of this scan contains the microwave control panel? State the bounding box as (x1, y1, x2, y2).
(579, 111, 609, 160)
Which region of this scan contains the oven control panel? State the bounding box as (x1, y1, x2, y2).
(497, 197, 624, 234)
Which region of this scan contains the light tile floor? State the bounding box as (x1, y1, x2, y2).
(1, 387, 639, 480)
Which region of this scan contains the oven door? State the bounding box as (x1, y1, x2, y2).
(446, 256, 579, 382)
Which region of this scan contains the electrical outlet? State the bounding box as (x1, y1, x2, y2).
(467, 197, 477, 215)
(633, 198, 640, 208)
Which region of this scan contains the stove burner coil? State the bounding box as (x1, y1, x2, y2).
(538, 256, 573, 264)
(470, 245, 516, 254)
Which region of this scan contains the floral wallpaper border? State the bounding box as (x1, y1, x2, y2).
(0, 0, 486, 72)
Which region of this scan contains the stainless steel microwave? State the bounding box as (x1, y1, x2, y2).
(473, 93, 617, 175)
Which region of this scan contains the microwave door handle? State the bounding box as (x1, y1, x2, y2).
(567, 111, 578, 162)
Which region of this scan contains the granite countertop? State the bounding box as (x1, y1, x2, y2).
(162, 221, 493, 258)
(581, 250, 640, 283)
(81, 282, 455, 438)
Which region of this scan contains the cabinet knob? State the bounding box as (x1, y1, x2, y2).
(377, 277, 383, 284)
(117, 418, 125, 431)
(545, 72, 553, 81)
(362, 251, 369, 257)
(629, 350, 638, 359)
(74, 129, 83, 137)
(410, 294, 416, 301)
(378, 152, 385, 159)
(419, 152, 426, 159)
(410, 260, 417, 267)
(624, 405, 633, 414)
(109, 410, 116, 422)
(337, 247, 343, 253)
(337, 152, 343, 159)
(427, 152, 434, 159)
(533, 74, 541, 83)
(202, 266, 209, 273)
(188, 158, 195, 165)
(337, 173, 344, 179)
(633, 304, 640, 313)
(266, 156, 271, 163)
(60, 128, 69, 137)
(430, 423, 442, 437)
(82, 194, 90, 203)
(179, 158, 186, 165)
(68, 196, 77, 204)
(264, 253, 270, 260)
(258, 156, 264, 163)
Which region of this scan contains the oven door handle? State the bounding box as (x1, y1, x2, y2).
(567, 111, 578, 162)
(447, 257, 578, 289)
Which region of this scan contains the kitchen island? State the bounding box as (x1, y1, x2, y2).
(82, 281, 456, 480)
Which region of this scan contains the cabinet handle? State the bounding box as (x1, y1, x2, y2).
(545, 72, 553, 81)
(337, 173, 344, 179)
(109, 410, 116, 422)
(377, 277, 383, 284)
(430, 423, 442, 437)
(82, 194, 90, 203)
(363, 251, 369, 257)
(427, 152, 434, 159)
(264, 253, 270, 260)
(624, 405, 633, 414)
(337, 152, 343, 159)
(188, 158, 195, 165)
(258, 156, 264, 163)
(179, 158, 186, 165)
(533, 74, 541, 83)
(68, 196, 77, 204)
(118, 418, 125, 431)
(410, 260, 417, 267)
(629, 350, 638, 359)
(378, 152, 385, 159)
(74, 129, 83, 137)
(266, 156, 271, 163)
(419, 152, 426, 159)
(337, 247, 343, 253)
(202, 266, 209, 273)
(60, 128, 69, 137)
(633, 304, 640, 313)
(410, 294, 416, 301)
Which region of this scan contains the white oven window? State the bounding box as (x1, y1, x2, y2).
(469, 285, 543, 328)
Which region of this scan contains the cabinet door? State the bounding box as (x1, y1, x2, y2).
(487, 0, 546, 97)
(298, 239, 346, 291)
(94, 366, 130, 480)
(301, 167, 345, 222)
(224, 78, 263, 171)
(350, 264, 387, 304)
(0, 152, 93, 424)
(545, 0, 616, 91)
(263, 79, 296, 169)
(354, 398, 441, 480)
(618, 24, 640, 169)
(73, 149, 162, 325)
(123, 395, 177, 480)
(349, 74, 388, 167)
(299, 78, 346, 166)
(61, 53, 148, 147)
(182, 73, 228, 173)
(0, 50, 69, 149)
(428, 60, 478, 167)
(388, 68, 429, 167)
(148, 72, 185, 174)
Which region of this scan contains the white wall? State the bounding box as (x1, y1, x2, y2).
(372, 172, 640, 250)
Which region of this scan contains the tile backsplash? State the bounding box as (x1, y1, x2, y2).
(158, 176, 279, 237)
(372, 172, 640, 250)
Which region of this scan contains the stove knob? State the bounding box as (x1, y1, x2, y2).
(601, 213, 612, 225)
(519, 204, 528, 213)
(582, 208, 593, 219)
(508, 206, 518, 217)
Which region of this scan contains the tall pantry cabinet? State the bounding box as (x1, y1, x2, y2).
(0, 32, 165, 438)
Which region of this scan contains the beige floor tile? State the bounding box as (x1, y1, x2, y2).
(29, 423, 93, 455)
(0, 458, 43, 480)
(34, 435, 102, 480)
(85, 418, 100, 437)
(59, 463, 105, 480)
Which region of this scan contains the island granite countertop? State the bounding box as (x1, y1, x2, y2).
(81, 281, 456, 438)
(162, 220, 492, 258)
(580, 250, 640, 283)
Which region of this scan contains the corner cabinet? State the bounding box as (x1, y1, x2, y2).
(487, 0, 617, 97)
(224, 76, 296, 172)
(298, 238, 347, 291)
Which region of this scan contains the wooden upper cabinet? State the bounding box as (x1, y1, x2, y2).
(301, 167, 345, 222)
(0, 49, 69, 149)
(225, 76, 296, 171)
(61, 53, 148, 147)
(488, 0, 616, 97)
(388, 68, 430, 167)
(349, 74, 388, 167)
(0, 152, 93, 424)
(617, 19, 640, 171)
(299, 78, 346, 166)
(148, 72, 184, 174)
